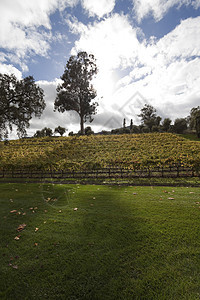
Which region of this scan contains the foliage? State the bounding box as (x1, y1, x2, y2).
(162, 118, 172, 132)
(54, 52, 98, 135)
(123, 118, 126, 128)
(0, 73, 45, 139)
(173, 118, 188, 134)
(138, 104, 161, 131)
(130, 119, 133, 130)
(34, 127, 53, 138)
(189, 106, 200, 138)
(84, 126, 94, 135)
(54, 126, 66, 136)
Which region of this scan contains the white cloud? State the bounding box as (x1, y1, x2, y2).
(0, 0, 78, 71)
(71, 14, 142, 71)
(81, 0, 115, 18)
(154, 17, 200, 61)
(0, 63, 22, 79)
(68, 13, 200, 127)
(133, 0, 200, 22)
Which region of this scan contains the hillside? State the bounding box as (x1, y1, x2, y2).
(1, 133, 200, 172)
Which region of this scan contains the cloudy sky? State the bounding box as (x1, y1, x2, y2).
(1, 0, 200, 137)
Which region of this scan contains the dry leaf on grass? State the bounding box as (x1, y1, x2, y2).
(73, 208, 78, 211)
(14, 235, 21, 241)
(17, 224, 26, 232)
(168, 197, 174, 200)
(35, 227, 39, 232)
(10, 210, 17, 213)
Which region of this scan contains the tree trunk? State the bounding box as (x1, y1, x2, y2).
(80, 114, 84, 135)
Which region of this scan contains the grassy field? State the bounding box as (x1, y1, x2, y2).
(1, 183, 200, 299)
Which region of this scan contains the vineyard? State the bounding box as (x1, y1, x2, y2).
(1, 133, 200, 178)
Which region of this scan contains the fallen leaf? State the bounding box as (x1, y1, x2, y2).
(22, 212, 26, 216)
(35, 227, 39, 232)
(12, 265, 18, 269)
(59, 210, 62, 213)
(17, 224, 26, 232)
(189, 192, 195, 194)
(44, 210, 48, 213)
(14, 235, 21, 241)
(168, 197, 174, 200)
(34, 243, 38, 246)
(34, 207, 38, 210)
(30, 207, 33, 210)
(44, 221, 46, 224)
(10, 210, 17, 213)
(74, 208, 78, 211)
(133, 193, 137, 195)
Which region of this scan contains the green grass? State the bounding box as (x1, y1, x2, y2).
(180, 133, 200, 141)
(1, 183, 200, 299)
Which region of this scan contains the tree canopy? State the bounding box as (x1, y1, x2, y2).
(0, 73, 45, 139)
(138, 104, 161, 131)
(54, 51, 98, 134)
(189, 106, 200, 137)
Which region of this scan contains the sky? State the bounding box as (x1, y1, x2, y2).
(1, 0, 200, 137)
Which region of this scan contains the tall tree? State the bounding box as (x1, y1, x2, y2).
(123, 118, 126, 128)
(162, 118, 172, 132)
(138, 104, 159, 131)
(130, 119, 133, 130)
(173, 118, 187, 134)
(0, 73, 45, 139)
(54, 51, 98, 135)
(189, 106, 200, 137)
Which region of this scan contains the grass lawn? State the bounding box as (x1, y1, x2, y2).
(0, 183, 200, 299)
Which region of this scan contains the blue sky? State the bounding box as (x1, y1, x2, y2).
(1, 0, 200, 137)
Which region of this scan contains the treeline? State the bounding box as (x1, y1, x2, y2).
(100, 104, 200, 137)
(1, 50, 200, 139)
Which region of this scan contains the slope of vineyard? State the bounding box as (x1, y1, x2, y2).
(1, 133, 200, 171)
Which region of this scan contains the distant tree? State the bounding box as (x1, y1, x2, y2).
(131, 125, 140, 134)
(162, 118, 172, 132)
(123, 118, 126, 128)
(0, 73, 45, 139)
(85, 126, 94, 135)
(54, 126, 66, 136)
(173, 118, 187, 134)
(138, 104, 160, 131)
(130, 119, 133, 130)
(68, 131, 74, 136)
(155, 116, 162, 126)
(54, 51, 98, 135)
(189, 106, 200, 137)
(152, 125, 159, 132)
(34, 127, 53, 138)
